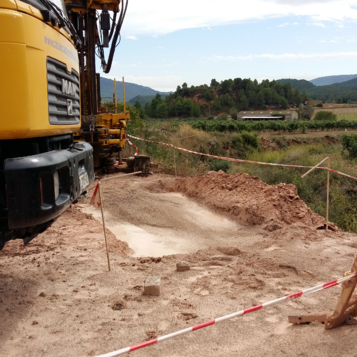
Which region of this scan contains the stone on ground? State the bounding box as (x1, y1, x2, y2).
(144, 276, 161, 296)
(176, 261, 190, 272)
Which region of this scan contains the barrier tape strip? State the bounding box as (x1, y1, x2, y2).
(96, 272, 357, 357)
(329, 168, 357, 181)
(127, 134, 357, 181)
(127, 134, 325, 170)
(125, 138, 138, 156)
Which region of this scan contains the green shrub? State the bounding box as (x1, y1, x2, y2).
(314, 111, 337, 121)
(231, 134, 243, 148)
(316, 103, 323, 108)
(342, 134, 357, 158)
(208, 159, 231, 172)
(241, 131, 258, 148)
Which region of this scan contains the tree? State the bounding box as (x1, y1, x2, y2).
(263, 88, 273, 106)
(181, 82, 189, 97)
(174, 96, 184, 116)
(151, 93, 162, 115)
(204, 90, 213, 101)
(134, 100, 145, 119)
(248, 91, 257, 108)
(233, 78, 242, 91)
(257, 91, 266, 109)
(279, 97, 288, 110)
(294, 88, 302, 106)
(144, 102, 151, 117)
(116, 103, 144, 130)
(229, 107, 238, 120)
(156, 102, 168, 118)
(300, 104, 314, 120)
(213, 98, 221, 112)
(210, 79, 219, 87)
(301, 91, 309, 104)
(182, 99, 193, 117)
(238, 93, 249, 111)
(221, 79, 233, 93)
(193, 103, 201, 117)
(314, 111, 337, 121)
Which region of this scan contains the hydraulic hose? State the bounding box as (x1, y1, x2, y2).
(103, 0, 128, 73)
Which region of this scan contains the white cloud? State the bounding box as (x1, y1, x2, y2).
(278, 21, 299, 27)
(310, 22, 326, 27)
(348, 38, 356, 42)
(125, 35, 138, 40)
(119, 75, 183, 91)
(122, 0, 357, 36)
(210, 51, 357, 61)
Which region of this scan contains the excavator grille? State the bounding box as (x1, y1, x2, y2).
(46, 57, 80, 125)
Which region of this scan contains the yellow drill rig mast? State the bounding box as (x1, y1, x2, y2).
(65, 0, 129, 171)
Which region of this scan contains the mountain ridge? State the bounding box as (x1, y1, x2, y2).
(311, 74, 357, 86)
(100, 77, 171, 103)
(277, 77, 357, 102)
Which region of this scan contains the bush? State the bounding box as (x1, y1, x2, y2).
(241, 131, 258, 148)
(217, 113, 228, 121)
(207, 115, 214, 120)
(342, 134, 357, 158)
(314, 111, 337, 121)
(208, 159, 231, 172)
(316, 103, 323, 108)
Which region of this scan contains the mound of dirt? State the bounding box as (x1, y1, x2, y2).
(159, 171, 337, 232)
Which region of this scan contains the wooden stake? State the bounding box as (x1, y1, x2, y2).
(301, 157, 330, 231)
(326, 158, 330, 231)
(98, 181, 111, 272)
(173, 148, 177, 176)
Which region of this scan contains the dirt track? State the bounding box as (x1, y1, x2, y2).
(1, 173, 357, 357)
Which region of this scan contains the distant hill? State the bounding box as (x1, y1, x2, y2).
(311, 74, 357, 86)
(127, 94, 168, 107)
(277, 79, 315, 92)
(277, 77, 357, 103)
(100, 77, 171, 102)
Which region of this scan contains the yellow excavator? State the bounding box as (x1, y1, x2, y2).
(0, 0, 148, 249)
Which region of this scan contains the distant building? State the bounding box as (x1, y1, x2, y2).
(237, 110, 298, 121)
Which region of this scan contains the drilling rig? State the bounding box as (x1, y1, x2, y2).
(0, 0, 147, 249)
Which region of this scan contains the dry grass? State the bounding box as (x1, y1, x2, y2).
(313, 107, 357, 117)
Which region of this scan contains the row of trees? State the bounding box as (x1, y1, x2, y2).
(138, 78, 309, 119)
(135, 94, 201, 119)
(190, 119, 357, 134)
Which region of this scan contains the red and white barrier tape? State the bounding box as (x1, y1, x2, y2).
(125, 138, 138, 156)
(330, 168, 357, 181)
(127, 134, 357, 181)
(127, 134, 326, 171)
(96, 272, 357, 357)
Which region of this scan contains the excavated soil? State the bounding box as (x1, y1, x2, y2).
(158, 170, 335, 232)
(1, 173, 357, 357)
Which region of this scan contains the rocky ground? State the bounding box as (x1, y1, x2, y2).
(1, 173, 357, 357)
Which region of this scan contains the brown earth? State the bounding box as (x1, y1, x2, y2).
(158, 170, 334, 232)
(1, 173, 357, 357)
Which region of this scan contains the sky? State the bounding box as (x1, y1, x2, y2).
(99, 0, 357, 92)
